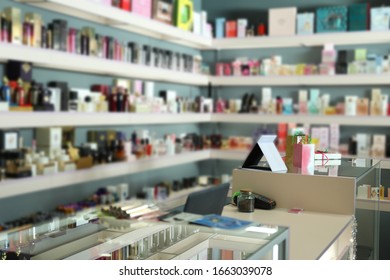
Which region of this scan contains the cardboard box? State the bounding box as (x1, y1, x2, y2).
(133, 0, 152, 18)
(269, 7, 297, 36)
(0, 130, 19, 151)
(296, 13, 314, 35)
(36, 127, 63, 149)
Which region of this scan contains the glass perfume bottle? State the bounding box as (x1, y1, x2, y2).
(68, 91, 78, 112)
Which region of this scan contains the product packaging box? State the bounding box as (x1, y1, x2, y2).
(348, 3, 370, 31)
(0, 130, 19, 151)
(370, 7, 390, 31)
(36, 127, 63, 150)
(25, 13, 42, 48)
(296, 13, 314, 35)
(6, 60, 33, 83)
(133, 0, 152, 18)
(237, 18, 248, 38)
(268, 7, 297, 36)
(316, 6, 348, 33)
(225, 20, 237, 37)
(153, 0, 173, 25)
(174, 0, 193, 31)
(4, 7, 22, 44)
(215, 18, 226, 38)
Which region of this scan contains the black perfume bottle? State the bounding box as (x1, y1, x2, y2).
(336, 50, 348, 74)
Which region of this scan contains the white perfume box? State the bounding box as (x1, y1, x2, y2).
(193, 11, 201, 35)
(261, 87, 272, 106)
(269, 7, 297, 36)
(0, 102, 9, 112)
(48, 87, 61, 112)
(318, 127, 329, 151)
(370, 7, 390, 31)
(201, 11, 208, 37)
(299, 90, 308, 102)
(144, 81, 155, 101)
(237, 18, 248, 38)
(357, 184, 370, 199)
(356, 133, 371, 157)
(345, 96, 358, 116)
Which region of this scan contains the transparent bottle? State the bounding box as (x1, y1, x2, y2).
(237, 189, 255, 213)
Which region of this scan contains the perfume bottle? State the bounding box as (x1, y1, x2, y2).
(15, 79, 26, 106)
(276, 96, 283, 114)
(68, 91, 79, 112)
(0, 77, 11, 103)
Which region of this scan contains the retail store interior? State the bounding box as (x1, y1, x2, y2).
(0, 0, 390, 260)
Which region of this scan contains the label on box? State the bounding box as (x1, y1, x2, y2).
(5, 132, 18, 150)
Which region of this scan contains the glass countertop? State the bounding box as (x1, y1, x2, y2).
(256, 157, 381, 180)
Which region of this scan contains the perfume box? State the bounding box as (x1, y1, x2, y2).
(215, 18, 226, 38)
(268, 7, 297, 36)
(356, 133, 371, 157)
(371, 134, 386, 158)
(133, 0, 152, 18)
(4, 7, 22, 44)
(36, 127, 63, 149)
(225, 20, 237, 38)
(47, 88, 61, 112)
(370, 7, 390, 31)
(25, 13, 42, 47)
(6, 60, 33, 82)
(174, 0, 193, 31)
(345, 96, 357, 116)
(296, 13, 314, 35)
(237, 18, 248, 38)
(225, 20, 237, 37)
(316, 6, 347, 33)
(47, 81, 69, 112)
(0, 130, 19, 151)
(348, 3, 370, 31)
(193, 12, 201, 35)
(153, 0, 173, 25)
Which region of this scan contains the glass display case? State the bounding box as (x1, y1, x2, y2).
(0, 214, 289, 260)
(232, 157, 382, 260)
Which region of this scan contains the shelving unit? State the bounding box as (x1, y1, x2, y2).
(212, 30, 390, 50)
(356, 198, 390, 213)
(3, 112, 390, 129)
(0, 150, 211, 200)
(0, 112, 211, 128)
(211, 114, 390, 127)
(0, 43, 209, 86)
(15, 0, 212, 49)
(210, 74, 390, 86)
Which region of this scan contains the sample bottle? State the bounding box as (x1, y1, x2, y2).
(237, 189, 255, 213)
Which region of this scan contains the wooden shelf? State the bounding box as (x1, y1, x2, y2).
(16, 0, 212, 49)
(211, 114, 390, 127)
(0, 112, 211, 128)
(0, 150, 211, 200)
(212, 31, 390, 50)
(210, 74, 390, 86)
(0, 43, 209, 86)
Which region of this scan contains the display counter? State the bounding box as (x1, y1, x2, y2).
(0, 215, 289, 260)
(231, 158, 380, 259)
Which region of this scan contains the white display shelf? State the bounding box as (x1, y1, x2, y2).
(211, 114, 390, 127)
(16, 0, 212, 49)
(0, 150, 210, 200)
(0, 43, 209, 86)
(0, 112, 211, 128)
(210, 74, 390, 86)
(212, 31, 390, 50)
(356, 198, 390, 213)
(3, 112, 390, 129)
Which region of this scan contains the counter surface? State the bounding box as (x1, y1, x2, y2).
(223, 205, 353, 260)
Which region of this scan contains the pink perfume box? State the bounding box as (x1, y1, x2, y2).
(132, 0, 152, 18)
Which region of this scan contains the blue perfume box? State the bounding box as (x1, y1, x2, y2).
(215, 18, 226, 38)
(316, 6, 348, 33)
(348, 3, 369, 31)
(297, 13, 314, 35)
(371, 7, 390, 31)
